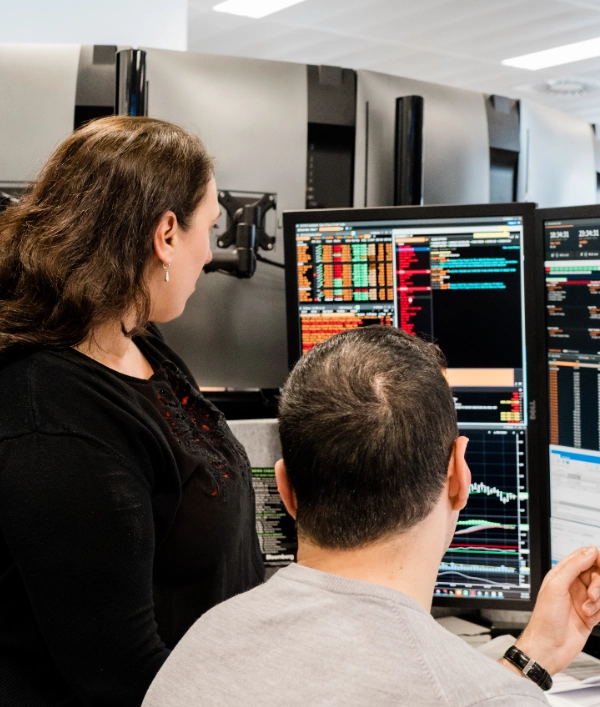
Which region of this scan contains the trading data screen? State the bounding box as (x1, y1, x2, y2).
(544, 216, 600, 564)
(292, 214, 532, 602)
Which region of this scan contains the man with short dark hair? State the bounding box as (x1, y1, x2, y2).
(143, 327, 600, 706)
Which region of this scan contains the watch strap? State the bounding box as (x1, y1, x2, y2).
(503, 645, 553, 691)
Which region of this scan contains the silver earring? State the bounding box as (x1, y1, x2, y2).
(163, 262, 171, 283)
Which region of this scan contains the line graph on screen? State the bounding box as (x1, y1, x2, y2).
(436, 428, 526, 593)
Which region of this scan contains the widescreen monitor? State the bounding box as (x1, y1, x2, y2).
(283, 203, 545, 609)
(539, 205, 600, 569)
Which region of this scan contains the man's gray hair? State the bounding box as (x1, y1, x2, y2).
(278, 326, 458, 549)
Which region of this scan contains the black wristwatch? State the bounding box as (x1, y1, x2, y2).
(502, 646, 553, 691)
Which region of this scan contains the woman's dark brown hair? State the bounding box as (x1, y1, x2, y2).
(0, 116, 214, 352)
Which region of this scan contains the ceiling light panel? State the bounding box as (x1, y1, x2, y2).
(213, 0, 308, 19)
(503, 36, 600, 70)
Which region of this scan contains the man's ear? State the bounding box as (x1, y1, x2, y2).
(275, 459, 298, 520)
(447, 436, 471, 512)
(153, 210, 179, 265)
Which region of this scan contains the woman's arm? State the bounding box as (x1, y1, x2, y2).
(0, 431, 171, 706)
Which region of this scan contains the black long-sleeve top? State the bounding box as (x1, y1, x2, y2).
(0, 329, 264, 706)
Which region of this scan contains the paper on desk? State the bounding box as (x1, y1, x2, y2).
(562, 654, 600, 682)
(437, 616, 491, 637)
(437, 616, 492, 647)
(476, 633, 516, 660)
(546, 684, 600, 706)
(545, 655, 600, 706)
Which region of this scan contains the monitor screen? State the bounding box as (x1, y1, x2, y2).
(284, 204, 543, 608)
(541, 208, 600, 566)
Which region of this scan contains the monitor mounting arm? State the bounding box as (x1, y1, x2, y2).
(204, 191, 278, 278)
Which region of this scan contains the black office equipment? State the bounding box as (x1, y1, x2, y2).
(537, 205, 600, 570)
(393, 96, 424, 206)
(283, 203, 545, 609)
(485, 95, 520, 204)
(115, 49, 147, 117)
(205, 191, 279, 278)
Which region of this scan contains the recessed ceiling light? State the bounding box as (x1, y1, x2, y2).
(503, 36, 600, 70)
(534, 78, 600, 96)
(213, 0, 307, 19)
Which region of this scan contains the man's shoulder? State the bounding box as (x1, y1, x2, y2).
(143, 566, 547, 707)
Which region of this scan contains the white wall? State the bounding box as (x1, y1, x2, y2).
(0, 0, 187, 50)
(0, 44, 80, 183)
(518, 100, 596, 208)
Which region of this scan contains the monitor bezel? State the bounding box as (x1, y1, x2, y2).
(283, 202, 546, 611)
(536, 203, 600, 579)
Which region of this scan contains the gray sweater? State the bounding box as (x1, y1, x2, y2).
(142, 563, 547, 706)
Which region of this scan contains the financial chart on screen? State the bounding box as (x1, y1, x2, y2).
(290, 213, 532, 602)
(544, 214, 600, 565)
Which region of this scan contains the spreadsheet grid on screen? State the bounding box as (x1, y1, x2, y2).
(292, 213, 532, 603)
(543, 213, 600, 565)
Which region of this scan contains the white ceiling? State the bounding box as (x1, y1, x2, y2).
(0, 0, 187, 50)
(188, 0, 600, 124)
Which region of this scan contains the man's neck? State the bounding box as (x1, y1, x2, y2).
(296, 518, 446, 611)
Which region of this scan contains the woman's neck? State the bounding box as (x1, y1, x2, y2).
(74, 320, 154, 379)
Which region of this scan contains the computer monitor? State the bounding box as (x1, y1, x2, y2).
(283, 203, 545, 609)
(538, 205, 600, 569)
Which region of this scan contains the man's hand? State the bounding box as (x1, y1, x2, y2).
(502, 546, 600, 677)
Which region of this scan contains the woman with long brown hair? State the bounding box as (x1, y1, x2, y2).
(0, 116, 264, 706)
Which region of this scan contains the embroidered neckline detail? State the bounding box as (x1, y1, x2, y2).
(152, 361, 249, 498)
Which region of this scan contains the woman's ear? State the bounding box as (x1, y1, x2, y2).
(153, 210, 179, 265)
